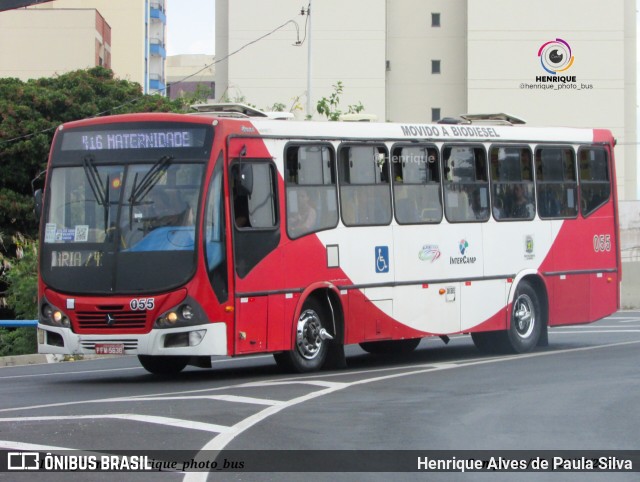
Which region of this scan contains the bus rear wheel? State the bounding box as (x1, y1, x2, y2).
(506, 280, 541, 353)
(274, 298, 330, 373)
(138, 355, 188, 375)
(471, 280, 542, 354)
(359, 338, 421, 355)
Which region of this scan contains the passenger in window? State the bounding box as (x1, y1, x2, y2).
(510, 184, 534, 218)
(234, 196, 250, 227)
(470, 188, 489, 220)
(538, 187, 561, 218)
(493, 196, 504, 219)
(289, 190, 317, 236)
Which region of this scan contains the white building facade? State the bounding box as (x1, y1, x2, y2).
(216, 0, 637, 200)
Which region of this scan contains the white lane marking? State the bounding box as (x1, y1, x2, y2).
(0, 355, 274, 379)
(552, 324, 640, 329)
(0, 440, 77, 451)
(113, 395, 282, 406)
(239, 380, 348, 389)
(552, 330, 640, 334)
(0, 414, 230, 434)
(0, 366, 142, 380)
(183, 339, 640, 482)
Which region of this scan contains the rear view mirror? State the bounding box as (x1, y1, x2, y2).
(34, 189, 43, 219)
(234, 163, 253, 196)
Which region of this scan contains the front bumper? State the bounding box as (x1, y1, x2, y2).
(37, 322, 228, 357)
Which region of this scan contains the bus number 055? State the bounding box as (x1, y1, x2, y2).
(593, 234, 611, 252)
(130, 298, 155, 311)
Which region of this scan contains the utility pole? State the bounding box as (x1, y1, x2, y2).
(305, 1, 312, 118)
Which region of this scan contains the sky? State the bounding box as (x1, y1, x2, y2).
(165, 0, 215, 56)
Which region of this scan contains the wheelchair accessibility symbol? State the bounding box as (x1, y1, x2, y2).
(375, 246, 389, 273)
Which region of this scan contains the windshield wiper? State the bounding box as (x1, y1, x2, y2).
(83, 156, 110, 231)
(83, 156, 106, 205)
(128, 155, 173, 228)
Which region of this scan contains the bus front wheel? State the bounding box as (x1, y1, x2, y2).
(274, 298, 330, 373)
(138, 355, 188, 375)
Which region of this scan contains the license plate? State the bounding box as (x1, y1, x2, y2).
(95, 343, 124, 355)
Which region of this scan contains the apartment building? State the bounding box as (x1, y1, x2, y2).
(166, 54, 215, 100)
(216, 0, 637, 200)
(0, 8, 111, 79)
(0, 0, 167, 94)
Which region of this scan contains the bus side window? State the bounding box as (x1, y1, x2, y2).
(338, 144, 391, 226)
(392, 145, 442, 224)
(578, 147, 610, 217)
(535, 147, 577, 219)
(442, 145, 489, 222)
(285, 144, 338, 238)
(490, 146, 535, 221)
(231, 162, 278, 229)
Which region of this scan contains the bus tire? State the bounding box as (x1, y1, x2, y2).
(274, 298, 329, 373)
(472, 281, 543, 354)
(506, 280, 542, 353)
(359, 338, 421, 355)
(138, 355, 188, 375)
(470, 332, 501, 353)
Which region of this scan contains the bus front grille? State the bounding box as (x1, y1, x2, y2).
(76, 309, 147, 330)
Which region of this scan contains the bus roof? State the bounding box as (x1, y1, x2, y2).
(56, 112, 613, 146)
(233, 117, 610, 145)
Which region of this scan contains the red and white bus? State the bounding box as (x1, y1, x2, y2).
(36, 111, 620, 374)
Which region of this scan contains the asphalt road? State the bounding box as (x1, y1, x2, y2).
(1, 311, 639, 481)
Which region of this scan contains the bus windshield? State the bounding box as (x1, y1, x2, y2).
(40, 122, 213, 294)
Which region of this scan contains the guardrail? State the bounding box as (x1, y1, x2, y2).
(0, 320, 38, 328)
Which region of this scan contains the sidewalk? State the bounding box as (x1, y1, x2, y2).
(0, 353, 102, 368)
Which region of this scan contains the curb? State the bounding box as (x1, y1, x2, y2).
(0, 354, 106, 368)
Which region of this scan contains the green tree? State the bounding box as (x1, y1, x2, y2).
(316, 81, 365, 121)
(0, 67, 186, 239)
(0, 235, 37, 356)
(0, 67, 188, 354)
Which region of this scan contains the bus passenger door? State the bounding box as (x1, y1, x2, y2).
(230, 159, 282, 354)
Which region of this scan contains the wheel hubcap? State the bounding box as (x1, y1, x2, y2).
(296, 309, 323, 360)
(513, 294, 535, 338)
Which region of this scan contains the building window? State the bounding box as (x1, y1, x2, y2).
(431, 60, 441, 74)
(432, 13, 441, 27)
(431, 108, 441, 122)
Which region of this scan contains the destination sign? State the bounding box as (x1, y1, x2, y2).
(60, 127, 208, 151)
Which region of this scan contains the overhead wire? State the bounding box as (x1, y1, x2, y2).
(0, 15, 305, 148)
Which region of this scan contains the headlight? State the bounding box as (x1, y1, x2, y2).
(40, 302, 70, 328)
(154, 298, 206, 329)
(181, 304, 195, 320)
